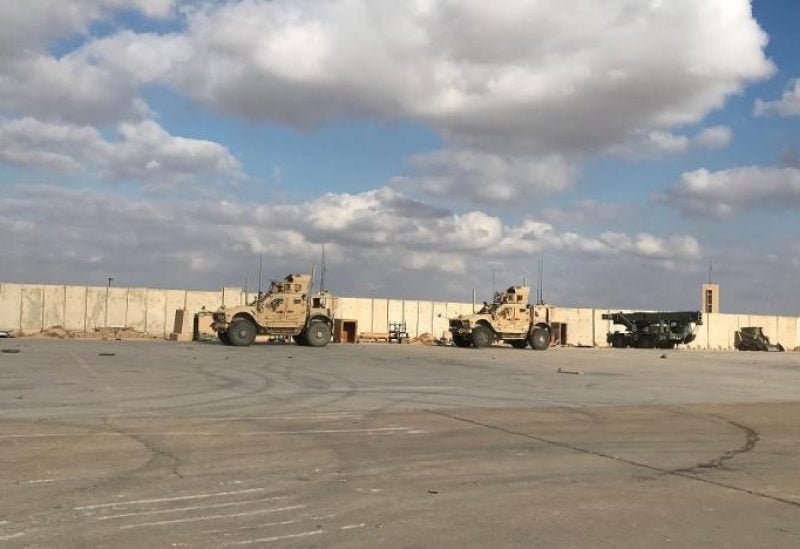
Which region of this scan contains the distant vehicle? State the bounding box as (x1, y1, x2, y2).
(448, 285, 553, 349)
(212, 273, 334, 347)
(602, 311, 702, 349)
(734, 327, 785, 352)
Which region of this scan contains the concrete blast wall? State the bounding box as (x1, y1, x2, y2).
(1, 281, 798, 350)
(0, 282, 229, 337)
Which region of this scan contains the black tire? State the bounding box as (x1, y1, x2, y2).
(611, 333, 626, 348)
(305, 321, 331, 348)
(471, 325, 494, 348)
(218, 331, 231, 345)
(453, 335, 471, 348)
(510, 340, 528, 349)
(293, 333, 308, 346)
(637, 334, 655, 349)
(529, 327, 550, 350)
(228, 318, 257, 347)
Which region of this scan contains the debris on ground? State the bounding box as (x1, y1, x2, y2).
(0, 330, 14, 338)
(1, 349, 21, 354)
(557, 367, 582, 375)
(427, 489, 439, 495)
(413, 333, 437, 346)
(39, 326, 73, 339)
(98, 352, 116, 357)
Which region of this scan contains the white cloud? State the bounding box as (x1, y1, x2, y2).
(542, 200, 631, 226)
(0, 2, 176, 125)
(693, 125, 732, 149)
(392, 149, 576, 205)
(755, 79, 800, 117)
(659, 166, 800, 218)
(78, 0, 771, 155)
(0, 118, 242, 186)
(0, 185, 702, 295)
(612, 125, 732, 158)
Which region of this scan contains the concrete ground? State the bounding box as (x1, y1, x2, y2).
(1, 340, 800, 547)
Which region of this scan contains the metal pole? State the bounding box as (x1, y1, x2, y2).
(321, 244, 327, 292)
(257, 255, 263, 296)
(105, 277, 113, 327)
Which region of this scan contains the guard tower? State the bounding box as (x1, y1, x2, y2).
(701, 283, 720, 314)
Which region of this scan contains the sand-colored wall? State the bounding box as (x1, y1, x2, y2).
(1, 281, 798, 349)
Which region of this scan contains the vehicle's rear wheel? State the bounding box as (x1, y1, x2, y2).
(510, 340, 528, 349)
(228, 319, 257, 347)
(453, 334, 471, 348)
(305, 321, 332, 348)
(471, 325, 494, 348)
(637, 334, 655, 349)
(218, 331, 231, 345)
(529, 327, 550, 350)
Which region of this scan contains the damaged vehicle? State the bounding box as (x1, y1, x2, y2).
(734, 327, 785, 352)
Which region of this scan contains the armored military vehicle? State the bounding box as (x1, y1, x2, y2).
(602, 311, 702, 349)
(449, 285, 553, 350)
(212, 273, 334, 347)
(734, 326, 785, 352)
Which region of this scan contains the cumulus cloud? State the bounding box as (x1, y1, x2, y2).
(78, 0, 771, 155)
(0, 118, 242, 186)
(0, 185, 702, 295)
(541, 200, 632, 226)
(612, 125, 732, 158)
(659, 166, 800, 218)
(755, 79, 800, 117)
(0, 0, 773, 202)
(0, 1, 176, 125)
(392, 149, 576, 205)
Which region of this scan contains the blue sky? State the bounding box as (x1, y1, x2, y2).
(1, 0, 799, 313)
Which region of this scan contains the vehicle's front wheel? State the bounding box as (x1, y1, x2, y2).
(228, 319, 257, 347)
(293, 333, 308, 346)
(611, 333, 626, 348)
(528, 327, 550, 350)
(218, 331, 231, 345)
(471, 325, 494, 348)
(453, 334, 471, 348)
(305, 321, 332, 348)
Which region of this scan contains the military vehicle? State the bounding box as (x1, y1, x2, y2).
(602, 311, 702, 349)
(734, 327, 785, 352)
(212, 273, 334, 347)
(449, 285, 553, 349)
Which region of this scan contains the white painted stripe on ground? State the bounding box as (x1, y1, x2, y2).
(340, 523, 366, 530)
(20, 479, 55, 484)
(201, 520, 296, 534)
(0, 533, 25, 541)
(97, 496, 288, 520)
(118, 505, 306, 530)
(76, 488, 268, 510)
(7, 427, 415, 439)
(227, 530, 324, 545)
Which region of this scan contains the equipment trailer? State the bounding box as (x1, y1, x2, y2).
(602, 311, 702, 349)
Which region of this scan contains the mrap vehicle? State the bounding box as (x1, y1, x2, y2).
(212, 273, 334, 347)
(449, 285, 553, 350)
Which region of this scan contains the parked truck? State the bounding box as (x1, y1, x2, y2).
(212, 273, 334, 347)
(449, 285, 553, 349)
(602, 311, 702, 349)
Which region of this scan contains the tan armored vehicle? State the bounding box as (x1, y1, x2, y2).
(449, 285, 553, 349)
(212, 273, 334, 347)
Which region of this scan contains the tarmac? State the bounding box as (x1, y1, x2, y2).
(1, 339, 800, 547)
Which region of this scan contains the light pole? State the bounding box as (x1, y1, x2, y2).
(105, 277, 114, 327)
